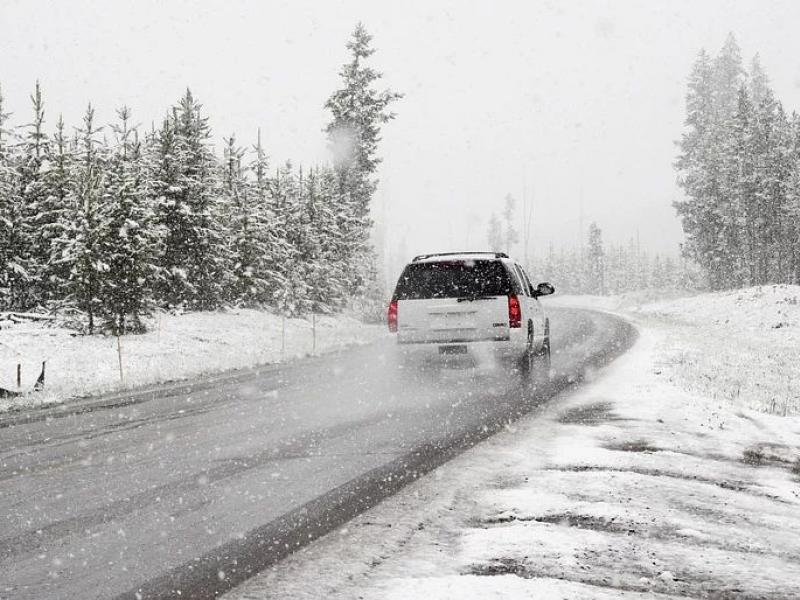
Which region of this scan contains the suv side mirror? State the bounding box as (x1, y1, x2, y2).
(532, 282, 555, 298)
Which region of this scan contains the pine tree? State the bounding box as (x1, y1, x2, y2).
(153, 90, 227, 309)
(0, 82, 20, 309)
(224, 134, 278, 306)
(713, 34, 745, 121)
(248, 130, 289, 305)
(675, 49, 720, 286)
(749, 54, 770, 107)
(96, 107, 161, 333)
(324, 23, 402, 298)
(586, 222, 605, 294)
(59, 105, 106, 332)
(502, 193, 519, 253)
(41, 115, 77, 304)
(487, 213, 503, 252)
(14, 82, 51, 308)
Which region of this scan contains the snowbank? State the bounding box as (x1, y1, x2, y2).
(548, 285, 800, 416)
(636, 285, 800, 415)
(0, 309, 384, 412)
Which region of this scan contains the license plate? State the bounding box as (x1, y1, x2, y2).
(439, 345, 467, 355)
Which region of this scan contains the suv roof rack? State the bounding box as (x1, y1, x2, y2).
(412, 251, 508, 262)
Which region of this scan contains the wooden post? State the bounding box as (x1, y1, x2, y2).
(16, 363, 21, 389)
(312, 313, 317, 354)
(116, 335, 124, 383)
(281, 314, 286, 362)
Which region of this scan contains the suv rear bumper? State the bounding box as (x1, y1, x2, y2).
(397, 337, 525, 366)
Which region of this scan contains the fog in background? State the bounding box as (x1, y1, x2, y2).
(2, 0, 799, 284)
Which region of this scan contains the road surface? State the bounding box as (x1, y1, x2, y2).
(0, 307, 635, 600)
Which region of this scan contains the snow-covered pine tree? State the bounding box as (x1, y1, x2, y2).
(40, 115, 77, 305)
(713, 34, 745, 122)
(0, 82, 20, 309)
(248, 130, 289, 306)
(96, 107, 162, 333)
(59, 105, 106, 332)
(306, 166, 350, 312)
(324, 23, 402, 299)
(153, 90, 227, 309)
(502, 194, 519, 254)
(757, 94, 793, 284)
(14, 82, 51, 308)
(749, 54, 770, 108)
(487, 213, 503, 252)
(224, 134, 276, 306)
(586, 222, 605, 295)
(720, 84, 753, 288)
(675, 49, 723, 288)
(786, 112, 800, 283)
(271, 161, 311, 316)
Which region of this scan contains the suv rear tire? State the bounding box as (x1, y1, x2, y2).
(520, 321, 550, 391)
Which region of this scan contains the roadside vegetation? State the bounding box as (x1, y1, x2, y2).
(0, 24, 400, 334)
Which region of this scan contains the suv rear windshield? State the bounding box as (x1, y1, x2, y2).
(393, 260, 514, 300)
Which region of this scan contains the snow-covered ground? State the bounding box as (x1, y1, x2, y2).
(225, 287, 800, 599)
(636, 285, 800, 416)
(554, 285, 800, 416)
(0, 309, 383, 412)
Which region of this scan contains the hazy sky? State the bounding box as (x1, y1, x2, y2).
(2, 0, 800, 279)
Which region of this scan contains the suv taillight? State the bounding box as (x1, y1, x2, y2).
(388, 299, 398, 332)
(508, 294, 522, 328)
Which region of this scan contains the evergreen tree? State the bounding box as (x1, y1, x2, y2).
(59, 105, 106, 332)
(487, 213, 503, 252)
(153, 90, 227, 309)
(324, 23, 402, 298)
(14, 82, 51, 308)
(0, 82, 20, 308)
(41, 115, 77, 304)
(248, 130, 290, 305)
(502, 193, 519, 253)
(586, 222, 605, 294)
(96, 107, 161, 333)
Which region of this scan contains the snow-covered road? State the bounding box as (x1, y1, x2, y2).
(224, 296, 800, 600)
(0, 307, 634, 600)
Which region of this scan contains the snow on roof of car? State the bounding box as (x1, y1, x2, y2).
(411, 252, 510, 263)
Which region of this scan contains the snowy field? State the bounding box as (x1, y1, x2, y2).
(636, 285, 800, 416)
(555, 285, 800, 416)
(225, 287, 800, 599)
(0, 309, 384, 412)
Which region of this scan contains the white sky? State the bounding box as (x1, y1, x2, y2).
(2, 0, 800, 280)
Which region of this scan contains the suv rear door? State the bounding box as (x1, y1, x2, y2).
(393, 259, 514, 344)
(513, 263, 546, 344)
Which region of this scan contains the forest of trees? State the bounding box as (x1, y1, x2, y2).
(676, 34, 800, 290)
(485, 194, 698, 296)
(0, 24, 400, 333)
(527, 222, 700, 296)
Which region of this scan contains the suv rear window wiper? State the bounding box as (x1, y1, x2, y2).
(456, 295, 497, 302)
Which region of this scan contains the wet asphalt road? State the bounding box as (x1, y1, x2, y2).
(0, 307, 635, 600)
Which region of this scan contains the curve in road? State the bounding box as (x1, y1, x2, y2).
(0, 307, 636, 600)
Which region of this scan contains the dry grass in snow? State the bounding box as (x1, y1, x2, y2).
(634, 285, 800, 416)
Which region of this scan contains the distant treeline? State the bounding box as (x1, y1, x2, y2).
(0, 24, 400, 334)
(676, 34, 800, 290)
(529, 222, 700, 296)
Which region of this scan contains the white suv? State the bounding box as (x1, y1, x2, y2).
(387, 252, 554, 382)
